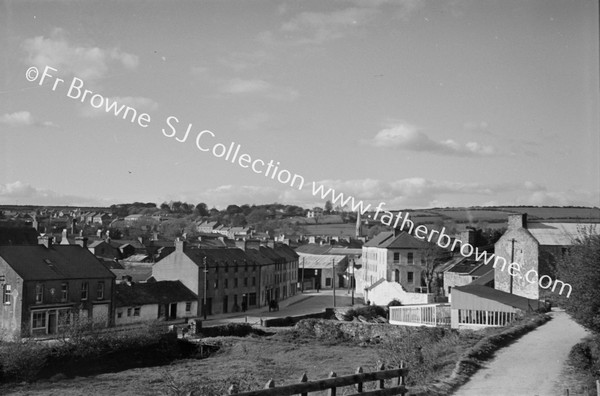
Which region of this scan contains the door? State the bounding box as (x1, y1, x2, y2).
(169, 303, 177, 320)
(223, 295, 228, 313)
(47, 311, 56, 335)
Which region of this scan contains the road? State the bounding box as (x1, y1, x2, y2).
(454, 310, 590, 396)
(200, 289, 360, 326)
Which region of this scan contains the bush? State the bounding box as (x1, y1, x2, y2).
(198, 323, 267, 337)
(568, 342, 594, 371)
(388, 299, 403, 307)
(0, 341, 49, 382)
(344, 305, 387, 321)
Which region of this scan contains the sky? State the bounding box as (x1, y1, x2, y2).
(0, 0, 598, 210)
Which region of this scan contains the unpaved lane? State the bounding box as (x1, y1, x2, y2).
(454, 310, 589, 396)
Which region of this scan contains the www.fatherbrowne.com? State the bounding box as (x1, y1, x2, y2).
(312, 183, 572, 298)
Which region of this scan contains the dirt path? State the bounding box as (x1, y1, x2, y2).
(454, 310, 590, 396)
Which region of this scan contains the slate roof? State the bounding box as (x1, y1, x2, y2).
(363, 231, 430, 249)
(0, 245, 115, 281)
(184, 247, 250, 268)
(297, 253, 346, 269)
(527, 222, 599, 246)
(112, 268, 153, 283)
(0, 226, 39, 245)
(115, 280, 197, 307)
(295, 244, 332, 255)
(453, 284, 540, 312)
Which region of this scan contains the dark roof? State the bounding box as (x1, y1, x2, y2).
(363, 231, 394, 247)
(469, 270, 494, 286)
(274, 243, 299, 260)
(0, 226, 40, 245)
(453, 285, 539, 311)
(363, 231, 430, 249)
(295, 244, 332, 255)
(184, 247, 250, 267)
(365, 278, 385, 291)
(115, 280, 197, 307)
(111, 268, 153, 283)
(0, 245, 116, 281)
(469, 263, 494, 277)
(244, 248, 274, 265)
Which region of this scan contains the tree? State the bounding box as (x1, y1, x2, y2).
(420, 242, 451, 294)
(160, 202, 170, 211)
(324, 200, 333, 214)
(194, 203, 209, 217)
(557, 228, 600, 333)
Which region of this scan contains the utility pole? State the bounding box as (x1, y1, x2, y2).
(203, 256, 208, 320)
(351, 258, 355, 306)
(332, 258, 336, 307)
(510, 239, 515, 295)
(301, 257, 305, 292)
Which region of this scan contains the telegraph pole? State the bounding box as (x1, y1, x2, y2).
(301, 257, 305, 292)
(203, 256, 208, 320)
(351, 258, 355, 306)
(332, 258, 336, 307)
(510, 239, 515, 295)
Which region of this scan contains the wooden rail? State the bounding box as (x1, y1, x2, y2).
(228, 363, 408, 396)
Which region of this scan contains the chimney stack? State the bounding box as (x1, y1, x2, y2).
(75, 237, 88, 248)
(175, 237, 186, 252)
(38, 235, 53, 249)
(508, 213, 528, 230)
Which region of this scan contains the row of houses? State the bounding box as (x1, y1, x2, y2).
(0, 228, 300, 339)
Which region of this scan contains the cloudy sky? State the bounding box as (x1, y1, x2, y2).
(1, 0, 598, 209)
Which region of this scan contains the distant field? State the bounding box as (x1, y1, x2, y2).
(497, 207, 600, 221)
(301, 223, 355, 236)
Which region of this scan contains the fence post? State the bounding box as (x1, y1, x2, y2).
(356, 366, 364, 393)
(300, 372, 308, 396)
(265, 379, 275, 389)
(379, 363, 385, 389)
(228, 384, 239, 394)
(327, 371, 337, 396)
(399, 361, 405, 386)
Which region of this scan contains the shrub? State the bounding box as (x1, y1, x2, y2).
(568, 342, 594, 371)
(0, 341, 49, 382)
(198, 323, 266, 338)
(388, 299, 403, 307)
(344, 305, 387, 321)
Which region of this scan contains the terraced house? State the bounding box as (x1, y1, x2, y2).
(0, 235, 116, 340)
(152, 239, 298, 316)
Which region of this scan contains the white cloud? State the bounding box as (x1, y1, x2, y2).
(0, 111, 58, 128)
(219, 78, 298, 101)
(23, 28, 139, 81)
(236, 112, 271, 131)
(0, 181, 109, 206)
(363, 122, 496, 156)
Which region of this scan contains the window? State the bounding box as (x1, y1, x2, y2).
(224, 262, 228, 272)
(234, 261, 238, 272)
(133, 307, 140, 316)
(3, 284, 11, 304)
(214, 263, 219, 273)
(393, 252, 400, 263)
(81, 282, 89, 300)
(35, 283, 44, 303)
(96, 281, 104, 300)
(407, 253, 414, 265)
(224, 278, 228, 289)
(214, 279, 219, 289)
(248, 293, 257, 306)
(127, 308, 132, 316)
(244, 261, 248, 271)
(61, 282, 69, 302)
(325, 278, 332, 286)
(234, 278, 238, 287)
(407, 271, 414, 283)
(32, 311, 46, 329)
(447, 286, 452, 295)
(117, 310, 123, 318)
(252, 277, 256, 286)
(185, 302, 192, 312)
(244, 278, 248, 287)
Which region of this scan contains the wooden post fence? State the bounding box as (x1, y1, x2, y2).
(228, 363, 408, 396)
